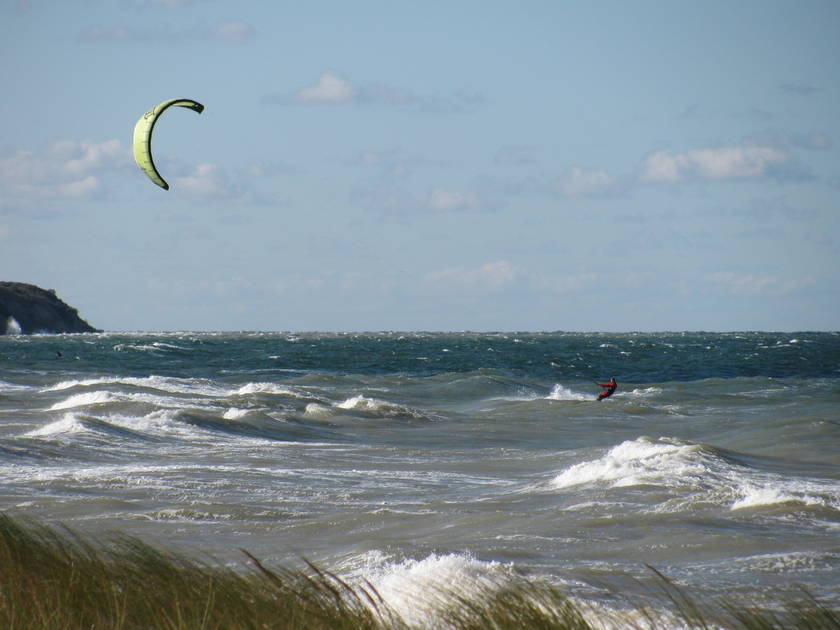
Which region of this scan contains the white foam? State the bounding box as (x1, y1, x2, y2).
(47, 377, 118, 391)
(626, 386, 661, 398)
(4, 316, 23, 335)
(46, 375, 228, 397)
(113, 343, 163, 353)
(731, 487, 802, 510)
(49, 391, 120, 410)
(25, 413, 88, 437)
(235, 382, 304, 397)
(546, 384, 591, 401)
(731, 482, 839, 512)
(551, 437, 706, 489)
(337, 395, 384, 411)
(550, 438, 840, 517)
(304, 402, 333, 418)
(48, 389, 197, 411)
(22, 407, 209, 443)
(341, 551, 669, 630)
(0, 379, 33, 392)
(353, 552, 514, 629)
(336, 395, 429, 420)
(151, 342, 187, 350)
(223, 408, 250, 420)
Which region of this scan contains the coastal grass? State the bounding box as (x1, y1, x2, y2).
(0, 514, 837, 630)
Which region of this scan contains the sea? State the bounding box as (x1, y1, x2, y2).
(1, 331, 838, 625)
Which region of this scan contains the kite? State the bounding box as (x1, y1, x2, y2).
(132, 98, 204, 190)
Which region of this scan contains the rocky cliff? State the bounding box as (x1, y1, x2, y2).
(0, 282, 99, 334)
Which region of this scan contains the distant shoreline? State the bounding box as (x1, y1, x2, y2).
(0, 282, 98, 335)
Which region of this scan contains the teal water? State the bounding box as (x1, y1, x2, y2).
(1, 332, 839, 621)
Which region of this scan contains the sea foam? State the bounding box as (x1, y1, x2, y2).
(546, 384, 591, 401)
(49, 391, 120, 410)
(551, 437, 706, 489)
(352, 552, 514, 629)
(336, 395, 431, 420)
(551, 437, 840, 516)
(25, 413, 89, 437)
(46, 375, 228, 397)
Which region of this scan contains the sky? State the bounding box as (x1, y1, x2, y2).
(1, 0, 838, 332)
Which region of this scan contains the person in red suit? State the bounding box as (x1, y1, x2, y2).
(596, 377, 617, 401)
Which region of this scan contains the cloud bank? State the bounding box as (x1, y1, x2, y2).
(641, 145, 792, 183)
(0, 139, 130, 208)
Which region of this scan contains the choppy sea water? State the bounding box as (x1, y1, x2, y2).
(1, 332, 838, 623)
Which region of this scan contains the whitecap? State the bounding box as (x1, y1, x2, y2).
(235, 382, 304, 397)
(626, 386, 661, 398)
(223, 408, 251, 420)
(340, 551, 663, 630)
(551, 437, 706, 489)
(303, 402, 334, 418)
(731, 487, 807, 510)
(337, 395, 384, 411)
(731, 482, 839, 512)
(0, 379, 33, 393)
(25, 413, 88, 437)
(49, 391, 120, 410)
(546, 384, 591, 401)
(336, 395, 431, 420)
(348, 552, 515, 629)
(46, 375, 227, 397)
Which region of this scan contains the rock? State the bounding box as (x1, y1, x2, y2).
(0, 282, 99, 334)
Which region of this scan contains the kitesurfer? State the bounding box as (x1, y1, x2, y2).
(596, 377, 617, 401)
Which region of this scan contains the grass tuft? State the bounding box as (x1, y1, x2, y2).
(0, 514, 837, 629)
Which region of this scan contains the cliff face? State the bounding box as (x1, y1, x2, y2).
(0, 282, 99, 334)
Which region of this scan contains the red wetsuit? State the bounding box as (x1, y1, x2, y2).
(597, 378, 617, 401)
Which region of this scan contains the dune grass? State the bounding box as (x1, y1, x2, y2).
(0, 514, 837, 630)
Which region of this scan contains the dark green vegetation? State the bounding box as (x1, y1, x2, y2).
(0, 282, 98, 334)
(0, 514, 837, 630)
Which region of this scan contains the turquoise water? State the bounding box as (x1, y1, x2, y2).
(2, 332, 839, 621)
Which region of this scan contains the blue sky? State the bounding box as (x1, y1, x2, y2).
(1, 0, 838, 332)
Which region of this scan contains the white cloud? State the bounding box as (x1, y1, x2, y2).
(60, 139, 126, 175)
(428, 188, 480, 212)
(279, 71, 483, 112)
(424, 261, 517, 291)
(173, 163, 231, 197)
(293, 71, 356, 104)
(0, 139, 130, 206)
(641, 146, 789, 183)
(58, 176, 101, 198)
(555, 168, 622, 198)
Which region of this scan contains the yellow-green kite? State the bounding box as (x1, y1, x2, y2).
(132, 98, 204, 190)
